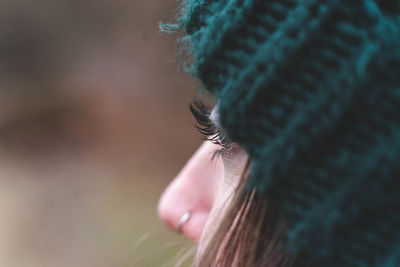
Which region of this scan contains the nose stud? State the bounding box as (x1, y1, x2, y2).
(177, 211, 192, 234)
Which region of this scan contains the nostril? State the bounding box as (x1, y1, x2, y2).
(176, 211, 192, 233)
(157, 186, 210, 242)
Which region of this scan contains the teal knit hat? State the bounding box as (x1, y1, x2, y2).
(167, 0, 400, 266)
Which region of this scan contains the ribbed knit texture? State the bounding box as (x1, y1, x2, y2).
(166, 0, 400, 266)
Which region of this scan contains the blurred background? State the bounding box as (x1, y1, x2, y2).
(0, 0, 202, 266)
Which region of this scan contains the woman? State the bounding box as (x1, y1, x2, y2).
(159, 0, 400, 266)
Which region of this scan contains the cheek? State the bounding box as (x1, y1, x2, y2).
(197, 147, 248, 255)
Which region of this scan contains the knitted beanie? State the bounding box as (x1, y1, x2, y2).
(166, 0, 400, 266)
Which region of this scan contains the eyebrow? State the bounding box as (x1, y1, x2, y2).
(210, 106, 228, 143)
(209, 105, 220, 128)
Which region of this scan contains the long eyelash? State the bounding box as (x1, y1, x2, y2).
(189, 98, 227, 145)
(189, 99, 236, 159)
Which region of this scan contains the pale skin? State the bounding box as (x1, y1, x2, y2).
(158, 139, 248, 257)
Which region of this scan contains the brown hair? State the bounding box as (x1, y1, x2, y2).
(194, 160, 307, 267)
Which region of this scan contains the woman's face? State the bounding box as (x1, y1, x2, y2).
(158, 139, 248, 255)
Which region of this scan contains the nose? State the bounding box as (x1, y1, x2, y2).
(158, 142, 224, 242)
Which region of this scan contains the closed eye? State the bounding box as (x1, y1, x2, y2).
(189, 99, 237, 159)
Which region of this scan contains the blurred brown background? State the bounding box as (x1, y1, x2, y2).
(0, 0, 201, 266)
